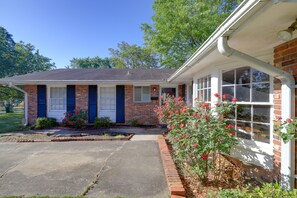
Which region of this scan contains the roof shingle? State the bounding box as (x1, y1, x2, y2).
(0, 68, 176, 84)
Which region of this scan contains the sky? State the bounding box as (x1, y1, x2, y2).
(0, 0, 154, 68)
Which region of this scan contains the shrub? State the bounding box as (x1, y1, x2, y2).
(212, 183, 297, 197)
(274, 116, 297, 143)
(94, 117, 112, 128)
(34, 117, 56, 129)
(62, 109, 88, 129)
(129, 119, 139, 127)
(154, 94, 238, 181)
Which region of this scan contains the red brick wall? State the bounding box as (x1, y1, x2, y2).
(125, 85, 159, 125)
(273, 38, 297, 180)
(75, 85, 88, 112)
(24, 85, 37, 125)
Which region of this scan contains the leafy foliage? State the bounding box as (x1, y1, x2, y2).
(274, 116, 296, 143)
(142, 0, 242, 68)
(212, 183, 297, 197)
(0, 26, 55, 105)
(62, 109, 88, 129)
(68, 56, 112, 69)
(94, 117, 113, 128)
(109, 41, 160, 68)
(34, 117, 57, 129)
(154, 94, 237, 180)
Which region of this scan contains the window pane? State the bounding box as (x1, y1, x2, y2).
(237, 122, 252, 140)
(222, 86, 234, 100)
(222, 70, 234, 85)
(253, 69, 269, 82)
(203, 89, 207, 101)
(100, 87, 116, 110)
(252, 83, 269, 102)
(236, 67, 250, 84)
(207, 88, 211, 102)
(142, 86, 150, 102)
(50, 87, 66, 110)
(207, 76, 211, 88)
(134, 87, 142, 102)
(50, 87, 66, 98)
(197, 79, 200, 89)
(253, 124, 270, 143)
(236, 85, 250, 102)
(143, 86, 150, 94)
(253, 105, 270, 123)
(237, 105, 251, 121)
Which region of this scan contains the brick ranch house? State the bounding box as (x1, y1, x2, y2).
(0, 0, 297, 190)
(0, 68, 189, 125)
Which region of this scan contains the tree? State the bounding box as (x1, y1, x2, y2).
(0, 26, 55, 108)
(142, 0, 242, 68)
(109, 41, 160, 68)
(0, 27, 17, 78)
(68, 56, 112, 69)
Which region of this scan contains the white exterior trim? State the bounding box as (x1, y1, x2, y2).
(97, 85, 116, 122)
(46, 84, 67, 122)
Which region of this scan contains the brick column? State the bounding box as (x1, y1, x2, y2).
(75, 85, 88, 112)
(24, 85, 37, 125)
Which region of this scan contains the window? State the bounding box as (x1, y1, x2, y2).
(222, 67, 271, 144)
(50, 87, 66, 111)
(100, 87, 116, 110)
(134, 86, 150, 102)
(197, 75, 211, 102)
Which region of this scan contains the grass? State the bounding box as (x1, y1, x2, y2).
(0, 112, 28, 133)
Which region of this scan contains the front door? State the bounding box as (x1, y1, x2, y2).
(99, 87, 116, 122)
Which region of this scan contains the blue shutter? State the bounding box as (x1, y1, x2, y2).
(116, 85, 125, 123)
(67, 85, 75, 113)
(88, 85, 97, 123)
(37, 85, 47, 117)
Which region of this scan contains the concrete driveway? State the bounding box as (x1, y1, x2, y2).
(0, 141, 169, 198)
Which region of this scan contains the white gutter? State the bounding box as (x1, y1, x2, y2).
(7, 82, 28, 126)
(218, 36, 295, 189)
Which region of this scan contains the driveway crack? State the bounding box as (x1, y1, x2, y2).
(81, 141, 127, 196)
(0, 151, 41, 179)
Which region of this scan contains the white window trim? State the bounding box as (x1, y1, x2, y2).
(133, 86, 151, 103)
(220, 66, 273, 146)
(98, 85, 117, 112)
(47, 85, 67, 112)
(191, 65, 274, 168)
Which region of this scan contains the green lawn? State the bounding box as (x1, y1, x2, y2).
(0, 112, 28, 133)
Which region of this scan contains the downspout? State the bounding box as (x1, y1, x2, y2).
(218, 36, 295, 189)
(8, 82, 28, 126)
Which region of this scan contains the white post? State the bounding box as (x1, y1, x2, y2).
(211, 68, 220, 108)
(280, 83, 295, 189)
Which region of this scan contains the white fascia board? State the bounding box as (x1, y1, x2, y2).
(168, 0, 269, 82)
(3, 80, 171, 86)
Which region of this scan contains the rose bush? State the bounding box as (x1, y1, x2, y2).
(155, 94, 238, 181)
(62, 109, 88, 129)
(274, 116, 297, 143)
